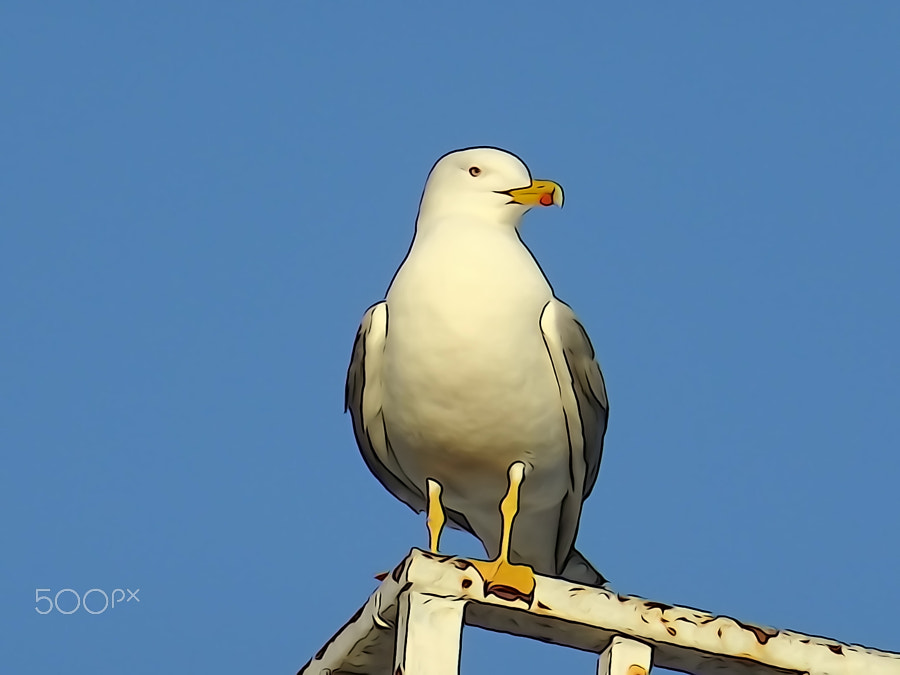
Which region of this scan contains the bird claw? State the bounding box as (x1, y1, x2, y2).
(470, 557, 535, 604)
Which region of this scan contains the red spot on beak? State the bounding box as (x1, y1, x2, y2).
(539, 193, 554, 206)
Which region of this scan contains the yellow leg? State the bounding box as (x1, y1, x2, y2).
(426, 478, 445, 553)
(497, 461, 524, 561)
(471, 462, 535, 603)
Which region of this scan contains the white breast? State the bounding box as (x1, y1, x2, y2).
(381, 218, 569, 507)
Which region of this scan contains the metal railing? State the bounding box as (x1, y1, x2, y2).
(299, 549, 900, 675)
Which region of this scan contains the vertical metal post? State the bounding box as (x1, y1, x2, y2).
(598, 635, 654, 675)
(394, 591, 465, 675)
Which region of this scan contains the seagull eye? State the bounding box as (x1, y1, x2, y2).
(468, 166, 482, 177)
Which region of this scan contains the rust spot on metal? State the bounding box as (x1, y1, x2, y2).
(421, 551, 452, 563)
(735, 619, 778, 645)
(645, 601, 673, 612)
(537, 600, 551, 610)
(829, 644, 844, 655)
(666, 626, 676, 636)
(461, 579, 472, 589)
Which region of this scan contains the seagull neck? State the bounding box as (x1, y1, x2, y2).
(415, 208, 525, 234)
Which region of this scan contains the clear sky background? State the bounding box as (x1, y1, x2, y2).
(2, 3, 898, 674)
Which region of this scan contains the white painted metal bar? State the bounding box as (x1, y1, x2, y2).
(299, 549, 900, 675)
(598, 636, 653, 675)
(394, 591, 465, 675)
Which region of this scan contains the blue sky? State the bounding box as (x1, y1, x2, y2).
(2, 3, 898, 673)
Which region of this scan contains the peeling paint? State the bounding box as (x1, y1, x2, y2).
(646, 601, 673, 612)
(735, 618, 778, 645)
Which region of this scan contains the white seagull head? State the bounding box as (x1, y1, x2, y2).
(416, 147, 564, 229)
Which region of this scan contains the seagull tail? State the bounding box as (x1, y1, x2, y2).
(561, 548, 608, 587)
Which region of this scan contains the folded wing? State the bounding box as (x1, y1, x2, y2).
(345, 302, 425, 513)
(539, 299, 609, 571)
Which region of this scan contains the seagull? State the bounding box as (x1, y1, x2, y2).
(345, 147, 609, 592)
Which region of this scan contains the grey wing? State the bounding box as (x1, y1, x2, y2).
(345, 302, 425, 513)
(540, 299, 609, 570)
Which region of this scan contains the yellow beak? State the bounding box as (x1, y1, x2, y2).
(500, 180, 564, 208)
